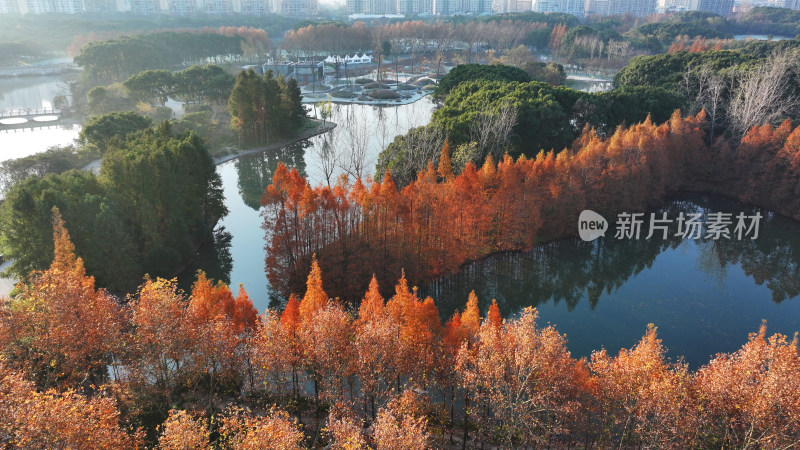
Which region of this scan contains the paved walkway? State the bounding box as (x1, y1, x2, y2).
(0, 260, 17, 298)
(213, 120, 336, 165)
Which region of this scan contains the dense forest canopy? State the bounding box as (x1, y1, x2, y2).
(379, 38, 800, 187)
(2, 9, 800, 449)
(74, 31, 247, 84)
(0, 14, 297, 53)
(1, 224, 798, 448)
(379, 66, 682, 186)
(733, 6, 800, 35)
(0, 122, 226, 292)
(227, 68, 307, 146)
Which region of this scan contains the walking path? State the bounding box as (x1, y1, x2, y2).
(0, 260, 16, 298)
(81, 119, 337, 174)
(213, 119, 336, 165)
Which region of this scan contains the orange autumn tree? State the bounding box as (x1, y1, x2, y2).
(126, 277, 200, 403)
(0, 362, 142, 448)
(0, 208, 125, 390)
(188, 272, 258, 394)
(283, 260, 355, 402)
(299, 255, 329, 321)
(589, 325, 697, 448)
(441, 290, 484, 434)
(262, 111, 711, 303)
(456, 307, 589, 447)
(326, 405, 369, 449)
(218, 406, 305, 449)
(385, 271, 441, 389)
(158, 410, 210, 450)
(251, 309, 293, 395)
(253, 293, 304, 396)
(127, 273, 259, 403)
(299, 300, 355, 402)
(694, 323, 800, 448)
(373, 390, 431, 450)
(487, 299, 502, 328)
(189, 271, 258, 334)
(353, 275, 402, 419)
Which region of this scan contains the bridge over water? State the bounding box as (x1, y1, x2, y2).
(0, 63, 78, 78)
(0, 108, 72, 130)
(0, 107, 61, 119)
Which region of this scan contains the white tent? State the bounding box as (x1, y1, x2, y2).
(325, 54, 373, 65)
(324, 55, 345, 64)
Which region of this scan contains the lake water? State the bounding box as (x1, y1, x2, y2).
(2, 77, 799, 369)
(733, 34, 794, 41)
(213, 99, 800, 369)
(422, 194, 800, 368)
(0, 75, 74, 111)
(0, 75, 80, 162)
(216, 99, 437, 308)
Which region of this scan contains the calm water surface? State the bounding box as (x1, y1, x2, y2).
(0, 75, 80, 162)
(733, 34, 794, 41)
(216, 99, 437, 308)
(3, 78, 799, 369)
(422, 194, 800, 368)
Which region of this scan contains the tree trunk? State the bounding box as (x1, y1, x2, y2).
(462, 392, 470, 450)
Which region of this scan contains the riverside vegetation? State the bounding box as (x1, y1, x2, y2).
(0, 223, 798, 448)
(1, 14, 800, 449)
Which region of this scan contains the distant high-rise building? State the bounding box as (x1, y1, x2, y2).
(531, 0, 556, 11)
(204, 0, 232, 12)
(167, 0, 195, 14)
(495, 0, 529, 12)
(586, 0, 654, 15)
(767, 0, 800, 9)
(83, 0, 118, 12)
(13, 0, 83, 13)
(396, 0, 432, 14)
(696, 0, 732, 15)
(533, 0, 582, 15)
(584, 0, 610, 15)
(24, 0, 51, 13)
(345, 0, 362, 13)
(622, 0, 655, 16)
(0, 0, 20, 14)
(281, 0, 316, 17)
(0, 0, 19, 13)
(465, 0, 492, 13)
(130, 0, 158, 13)
(657, 0, 693, 12)
(239, 0, 269, 14)
(348, 0, 394, 14)
(433, 0, 450, 13)
(53, 0, 83, 12)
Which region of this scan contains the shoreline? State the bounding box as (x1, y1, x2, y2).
(213, 118, 336, 166)
(0, 259, 14, 298)
(8, 119, 338, 298)
(300, 90, 431, 107)
(80, 118, 337, 174)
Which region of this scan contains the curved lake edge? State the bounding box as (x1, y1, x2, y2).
(212, 118, 336, 166)
(420, 190, 800, 368)
(0, 120, 338, 297)
(422, 189, 800, 298)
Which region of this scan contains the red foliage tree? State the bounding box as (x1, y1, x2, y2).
(0, 209, 126, 390)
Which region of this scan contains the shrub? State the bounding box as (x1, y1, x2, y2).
(367, 89, 400, 100)
(364, 82, 390, 89)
